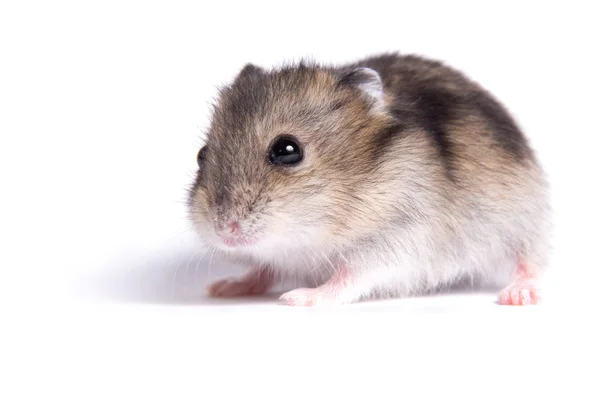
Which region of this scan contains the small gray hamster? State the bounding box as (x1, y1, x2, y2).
(186, 52, 551, 306)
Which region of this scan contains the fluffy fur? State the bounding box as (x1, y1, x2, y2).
(186, 52, 552, 304)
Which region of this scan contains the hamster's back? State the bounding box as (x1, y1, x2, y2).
(350, 53, 536, 169)
(347, 53, 551, 287)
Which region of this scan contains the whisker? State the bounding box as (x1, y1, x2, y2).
(193, 250, 209, 288)
(171, 252, 191, 297)
(306, 247, 325, 286)
(182, 252, 195, 293)
(296, 250, 314, 288)
(323, 251, 338, 276)
(207, 248, 217, 280)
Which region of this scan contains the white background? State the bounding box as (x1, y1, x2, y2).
(1, 1, 599, 399)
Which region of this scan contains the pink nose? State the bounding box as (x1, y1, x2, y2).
(215, 221, 241, 238)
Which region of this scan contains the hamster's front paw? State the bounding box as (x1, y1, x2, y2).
(206, 268, 273, 297)
(279, 287, 343, 306)
(279, 267, 357, 306)
(207, 278, 262, 297)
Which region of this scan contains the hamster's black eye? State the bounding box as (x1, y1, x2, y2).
(268, 136, 303, 166)
(197, 146, 207, 167)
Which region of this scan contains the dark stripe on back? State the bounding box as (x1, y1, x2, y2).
(471, 91, 532, 161)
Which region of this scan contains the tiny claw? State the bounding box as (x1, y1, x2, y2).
(498, 280, 540, 306)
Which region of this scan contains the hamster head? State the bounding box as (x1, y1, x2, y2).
(187, 62, 399, 259)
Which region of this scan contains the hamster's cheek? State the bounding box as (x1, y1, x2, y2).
(255, 213, 329, 250)
(188, 192, 212, 226)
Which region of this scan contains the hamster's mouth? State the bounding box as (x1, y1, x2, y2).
(220, 237, 256, 248)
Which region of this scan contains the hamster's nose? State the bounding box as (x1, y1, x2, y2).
(215, 221, 241, 238)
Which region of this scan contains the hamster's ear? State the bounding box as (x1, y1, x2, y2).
(337, 67, 385, 107)
(234, 63, 265, 82)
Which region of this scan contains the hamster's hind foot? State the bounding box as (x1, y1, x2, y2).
(206, 267, 273, 297)
(498, 258, 542, 306)
(498, 280, 541, 305)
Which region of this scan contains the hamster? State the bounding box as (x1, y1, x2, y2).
(186, 52, 552, 306)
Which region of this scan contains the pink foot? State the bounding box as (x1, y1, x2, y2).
(498, 258, 541, 306)
(207, 268, 273, 297)
(498, 280, 541, 306)
(279, 268, 353, 307)
(279, 287, 341, 306)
